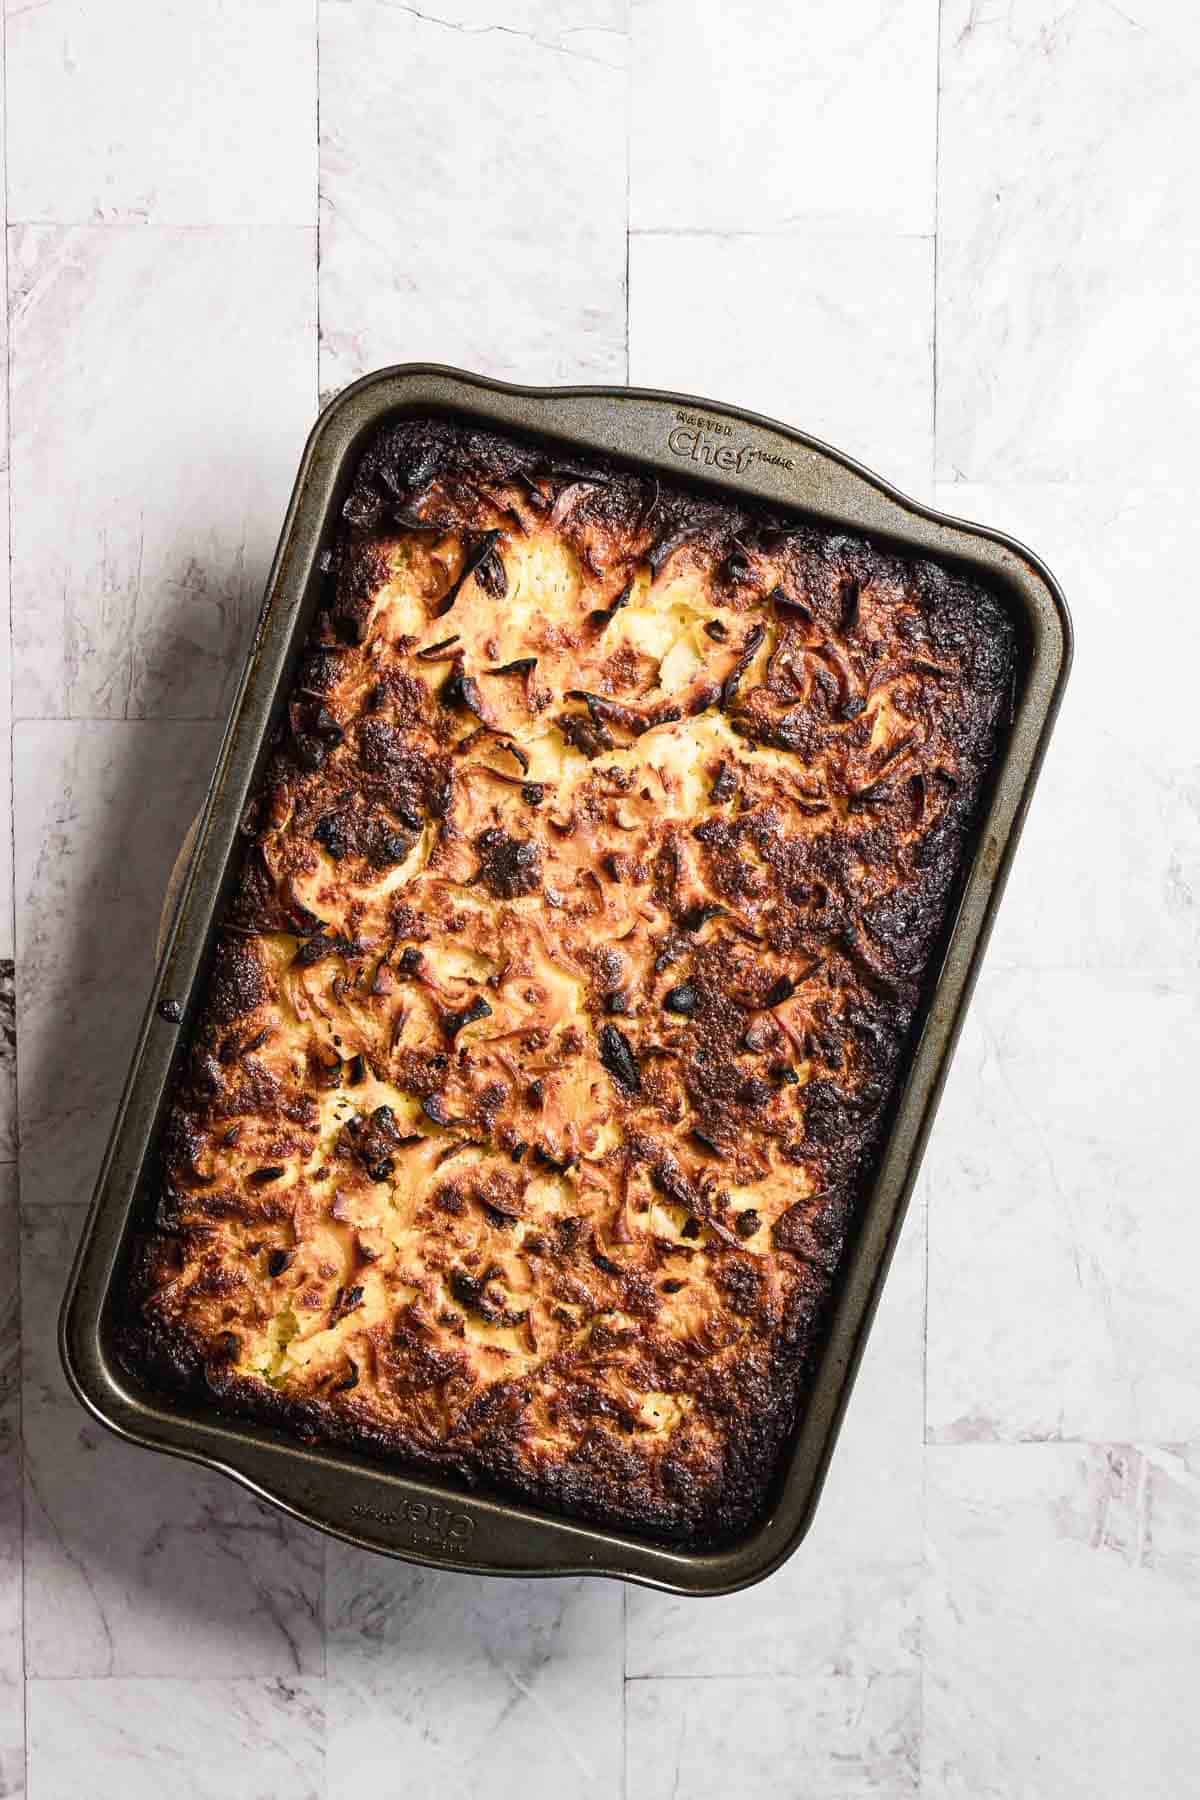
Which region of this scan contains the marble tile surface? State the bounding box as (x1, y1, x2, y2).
(23, 1206, 325, 1680)
(8, 225, 315, 721)
(0, 16, 7, 468)
(318, 0, 627, 400)
(933, 482, 1200, 974)
(0, 40, 12, 1162)
(628, 1197, 924, 1674)
(937, 0, 1200, 484)
(14, 721, 218, 1209)
(925, 968, 1200, 1445)
(4, 0, 316, 228)
(0, 2, 1196, 1795)
(0, 1167, 21, 1800)
(27, 1678, 324, 1800)
(0, 482, 14, 1166)
(627, 1674, 918, 1800)
(626, 1200, 924, 1791)
(631, 0, 937, 237)
(326, 1557, 622, 1799)
(628, 230, 934, 500)
(923, 1443, 1200, 1799)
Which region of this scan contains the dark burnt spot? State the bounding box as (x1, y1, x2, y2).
(416, 635, 460, 662)
(720, 622, 766, 712)
(557, 711, 615, 759)
(717, 1256, 764, 1318)
(439, 664, 487, 721)
(374, 829, 417, 868)
(599, 1024, 641, 1095)
(587, 580, 633, 633)
(554, 1215, 587, 1253)
(532, 1145, 576, 1175)
(773, 1199, 843, 1270)
(799, 1079, 854, 1146)
(315, 803, 416, 869)
(314, 810, 351, 860)
(289, 697, 344, 771)
(448, 1267, 526, 1328)
(861, 887, 937, 975)
(435, 530, 503, 617)
(294, 931, 360, 969)
(474, 539, 507, 598)
(724, 542, 754, 585)
(330, 1284, 365, 1324)
(710, 761, 737, 804)
(330, 1359, 360, 1393)
(497, 738, 530, 775)
(474, 828, 543, 899)
(207, 938, 268, 1025)
(343, 1105, 414, 1180)
(442, 995, 494, 1039)
(680, 903, 725, 933)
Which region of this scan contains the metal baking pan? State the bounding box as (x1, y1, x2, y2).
(60, 365, 1071, 1596)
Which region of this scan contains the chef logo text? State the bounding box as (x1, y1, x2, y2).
(666, 410, 796, 473)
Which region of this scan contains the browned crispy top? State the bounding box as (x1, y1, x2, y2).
(121, 415, 1014, 1544)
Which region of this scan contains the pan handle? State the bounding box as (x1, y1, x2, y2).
(209, 1439, 639, 1579)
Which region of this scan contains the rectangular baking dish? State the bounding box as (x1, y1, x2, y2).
(60, 365, 1071, 1596)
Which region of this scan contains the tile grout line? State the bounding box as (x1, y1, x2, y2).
(11, 714, 246, 726)
(623, 0, 631, 389)
(314, 0, 330, 1750)
(3, 219, 316, 232)
(17, 1671, 331, 1686)
(628, 225, 937, 241)
(315, 0, 322, 430)
(917, 1192, 929, 1790)
(621, 1580, 629, 1800)
(931, 0, 944, 490)
(0, 3, 29, 1792)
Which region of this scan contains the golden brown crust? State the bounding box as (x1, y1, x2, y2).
(119, 415, 1014, 1544)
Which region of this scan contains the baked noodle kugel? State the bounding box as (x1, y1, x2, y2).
(120, 415, 1014, 1545)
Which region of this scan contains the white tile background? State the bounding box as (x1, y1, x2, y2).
(0, 1, 1197, 1795)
